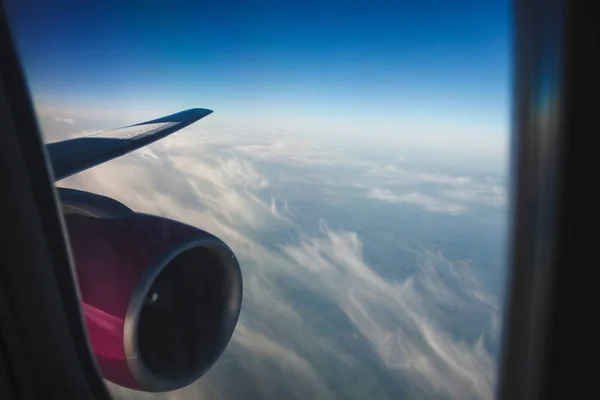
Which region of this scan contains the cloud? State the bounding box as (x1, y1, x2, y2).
(363, 164, 473, 186)
(37, 115, 142, 144)
(53, 127, 501, 400)
(36, 116, 95, 143)
(52, 117, 75, 124)
(364, 173, 506, 214)
(235, 140, 346, 166)
(441, 184, 507, 208)
(215, 134, 506, 216)
(225, 323, 333, 398)
(280, 223, 497, 400)
(366, 188, 466, 214)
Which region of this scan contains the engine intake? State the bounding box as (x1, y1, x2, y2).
(61, 189, 242, 392)
(136, 246, 230, 384)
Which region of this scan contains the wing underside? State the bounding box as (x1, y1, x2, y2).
(46, 108, 212, 181)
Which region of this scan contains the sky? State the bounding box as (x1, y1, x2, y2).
(6, 0, 511, 151)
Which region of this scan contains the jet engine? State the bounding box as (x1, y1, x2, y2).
(58, 188, 242, 392)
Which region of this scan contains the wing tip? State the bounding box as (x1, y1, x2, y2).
(129, 108, 213, 127)
(189, 108, 213, 117)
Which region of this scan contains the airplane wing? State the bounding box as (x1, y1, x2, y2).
(46, 108, 212, 181)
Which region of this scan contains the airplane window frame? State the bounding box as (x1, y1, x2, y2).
(0, 0, 592, 399)
(0, 5, 112, 399)
(498, 0, 589, 399)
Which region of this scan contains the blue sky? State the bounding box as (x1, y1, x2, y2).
(7, 0, 511, 149)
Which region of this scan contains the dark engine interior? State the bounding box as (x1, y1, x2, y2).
(138, 247, 230, 382)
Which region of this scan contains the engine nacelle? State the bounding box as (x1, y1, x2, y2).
(60, 189, 242, 392)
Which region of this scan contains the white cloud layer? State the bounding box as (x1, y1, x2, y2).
(280, 225, 497, 400)
(366, 188, 466, 214)
(52, 121, 503, 400)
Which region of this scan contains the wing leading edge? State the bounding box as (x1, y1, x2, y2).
(46, 108, 212, 181)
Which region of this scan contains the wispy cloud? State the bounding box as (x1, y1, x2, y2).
(53, 122, 502, 400)
(281, 223, 497, 400)
(52, 117, 75, 124)
(364, 174, 506, 214)
(236, 140, 339, 165)
(442, 184, 507, 208)
(366, 188, 466, 214)
(363, 164, 473, 186)
(206, 132, 506, 216)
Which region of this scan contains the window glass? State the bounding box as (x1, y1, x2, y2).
(6, 1, 511, 399)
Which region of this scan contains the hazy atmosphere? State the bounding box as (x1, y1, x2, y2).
(8, 0, 511, 399)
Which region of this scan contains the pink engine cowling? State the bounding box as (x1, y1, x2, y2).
(62, 202, 242, 393)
